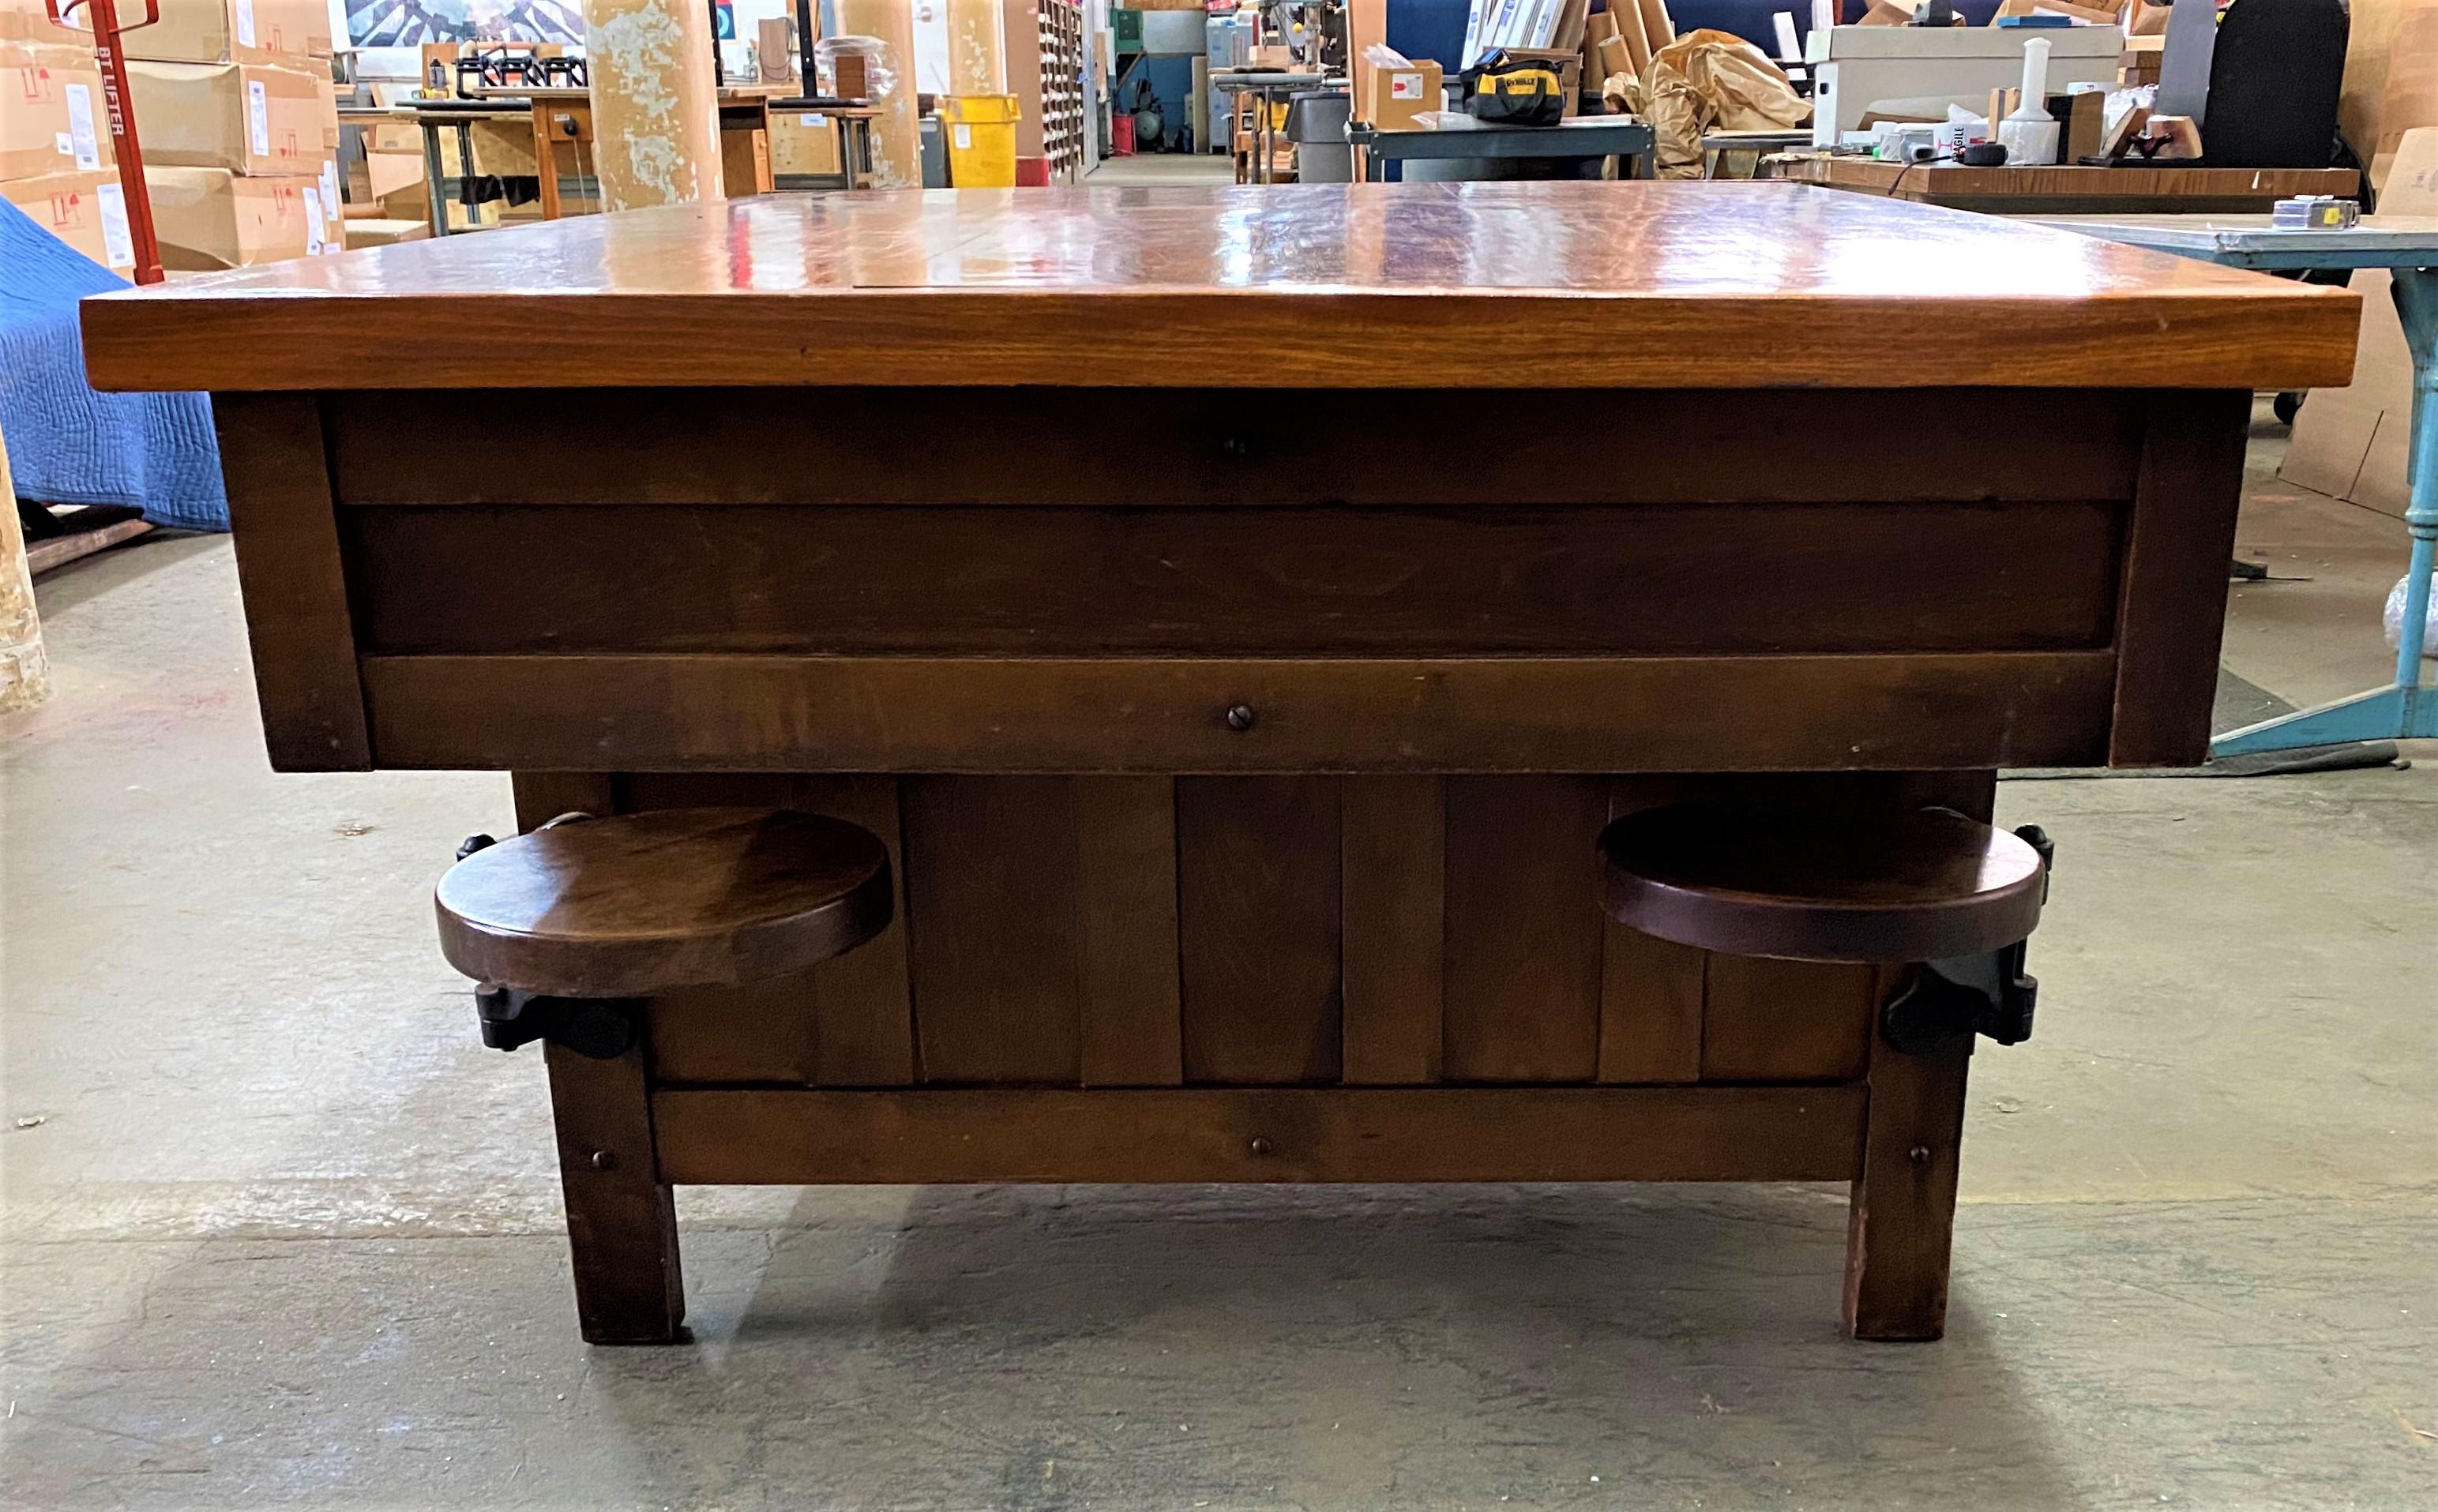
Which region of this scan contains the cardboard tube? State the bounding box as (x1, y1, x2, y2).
(836, 0, 922, 189)
(948, 0, 1008, 96)
(580, 0, 726, 210)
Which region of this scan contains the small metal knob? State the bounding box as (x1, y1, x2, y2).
(590, 1150, 618, 1171)
(1220, 434, 1258, 460)
(1225, 703, 1257, 732)
(1249, 1137, 1272, 1157)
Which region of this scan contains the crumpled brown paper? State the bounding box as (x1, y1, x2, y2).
(1601, 28, 1810, 179)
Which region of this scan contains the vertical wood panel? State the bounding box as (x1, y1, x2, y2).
(1442, 776, 1607, 1083)
(795, 775, 918, 1086)
(213, 393, 372, 771)
(2109, 388, 2250, 766)
(1846, 966, 1970, 1341)
(1341, 775, 1445, 1085)
(903, 776, 1084, 1084)
(510, 771, 618, 831)
(1076, 777, 1183, 1086)
(1700, 955, 1876, 1083)
(1178, 777, 1343, 1084)
(1597, 776, 1705, 1083)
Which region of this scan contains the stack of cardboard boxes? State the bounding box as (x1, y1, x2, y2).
(1, 0, 339, 272)
(124, 0, 343, 267)
(0, 1, 135, 272)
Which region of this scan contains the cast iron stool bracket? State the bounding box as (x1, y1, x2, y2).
(1880, 824, 2054, 1055)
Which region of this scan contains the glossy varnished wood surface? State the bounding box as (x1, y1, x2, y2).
(1599, 804, 2046, 963)
(435, 808, 895, 996)
(81, 182, 2357, 391)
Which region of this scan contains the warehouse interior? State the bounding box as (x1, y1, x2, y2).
(5, 2, 2436, 1510)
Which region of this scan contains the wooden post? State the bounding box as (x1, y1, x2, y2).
(1843, 982, 1972, 1341)
(0, 430, 51, 714)
(580, 0, 727, 210)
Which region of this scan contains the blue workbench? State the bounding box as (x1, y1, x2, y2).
(2038, 214, 2438, 756)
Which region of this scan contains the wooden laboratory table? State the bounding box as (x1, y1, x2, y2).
(1775, 156, 2361, 215)
(81, 183, 2355, 1345)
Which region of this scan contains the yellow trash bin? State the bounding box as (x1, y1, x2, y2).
(940, 95, 1021, 188)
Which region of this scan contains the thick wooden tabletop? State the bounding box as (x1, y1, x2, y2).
(81, 182, 2355, 392)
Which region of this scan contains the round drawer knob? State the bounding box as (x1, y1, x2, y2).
(1224, 703, 1257, 732)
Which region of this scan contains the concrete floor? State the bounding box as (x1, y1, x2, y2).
(3, 414, 2435, 1510)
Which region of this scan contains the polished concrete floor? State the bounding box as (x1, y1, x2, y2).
(3, 415, 2434, 1509)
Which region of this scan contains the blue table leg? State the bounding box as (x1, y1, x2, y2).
(2212, 267, 2438, 756)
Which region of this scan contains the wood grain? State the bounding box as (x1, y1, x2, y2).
(80, 186, 2359, 394)
(322, 387, 2147, 507)
(544, 1040, 685, 1344)
(1598, 926, 1706, 1084)
(652, 1086, 1866, 1184)
(1844, 985, 1973, 1341)
(1441, 776, 1607, 1083)
(342, 501, 2126, 657)
(901, 777, 1084, 1084)
(1701, 955, 1878, 1084)
(1177, 778, 1343, 1085)
(1779, 156, 2361, 216)
(357, 651, 2121, 774)
(1340, 775, 1445, 1086)
(211, 394, 370, 771)
(2109, 390, 2252, 766)
(1076, 778, 1184, 1087)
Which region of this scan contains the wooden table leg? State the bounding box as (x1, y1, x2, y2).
(543, 1035, 685, 1344)
(1842, 988, 1971, 1341)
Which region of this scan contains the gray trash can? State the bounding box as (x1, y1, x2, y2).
(1283, 88, 1353, 184)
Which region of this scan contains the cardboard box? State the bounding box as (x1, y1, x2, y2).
(127, 58, 336, 174)
(771, 108, 844, 176)
(147, 162, 342, 268)
(340, 216, 427, 248)
(2370, 0, 2438, 189)
(125, 0, 332, 66)
(0, 0, 91, 47)
(1361, 57, 1443, 131)
(342, 141, 423, 206)
(2, 39, 111, 179)
(377, 177, 491, 230)
(2278, 127, 2438, 520)
(1, 166, 133, 269)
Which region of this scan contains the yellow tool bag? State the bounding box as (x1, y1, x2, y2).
(1463, 49, 1566, 126)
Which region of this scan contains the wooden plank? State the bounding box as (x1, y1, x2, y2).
(2108, 390, 2252, 766)
(324, 388, 2146, 507)
(1340, 775, 1445, 1086)
(1700, 955, 1878, 1084)
(544, 1040, 685, 1344)
(81, 184, 2361, 392)
(211, 393, 370, 771)
(1599, 926, 1706, 1084)
(1844, 982, 1972, 1341)
(510, 771, 618, 831)
(652, 1085, 1867, 1184)
(795, 775, 918, 1086)
(1076, 777, 1183, 1087)
(901, 776, 1083, 1084)
(358, 651, 2121, 774)
(1177, 778, 1343, 1084)
(24, 514, 152, 576)
(1442, 776, 1607, 1083)
(341, 501, 2128, 658)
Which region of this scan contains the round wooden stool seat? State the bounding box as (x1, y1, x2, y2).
(437, 808, 893, 998)
(1599, 804, 2046, 965)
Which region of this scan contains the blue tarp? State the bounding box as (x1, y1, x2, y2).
(0, 197, 227, 531)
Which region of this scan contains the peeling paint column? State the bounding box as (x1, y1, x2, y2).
(0, 430, 50, 713)
(581, 0, 727, 210)
(836, 0, 923, 189)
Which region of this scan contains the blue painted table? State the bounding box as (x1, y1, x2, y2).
(2038, 215, 2438, 756)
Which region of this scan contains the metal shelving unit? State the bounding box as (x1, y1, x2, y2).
(1038, 0, 1086, 182)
